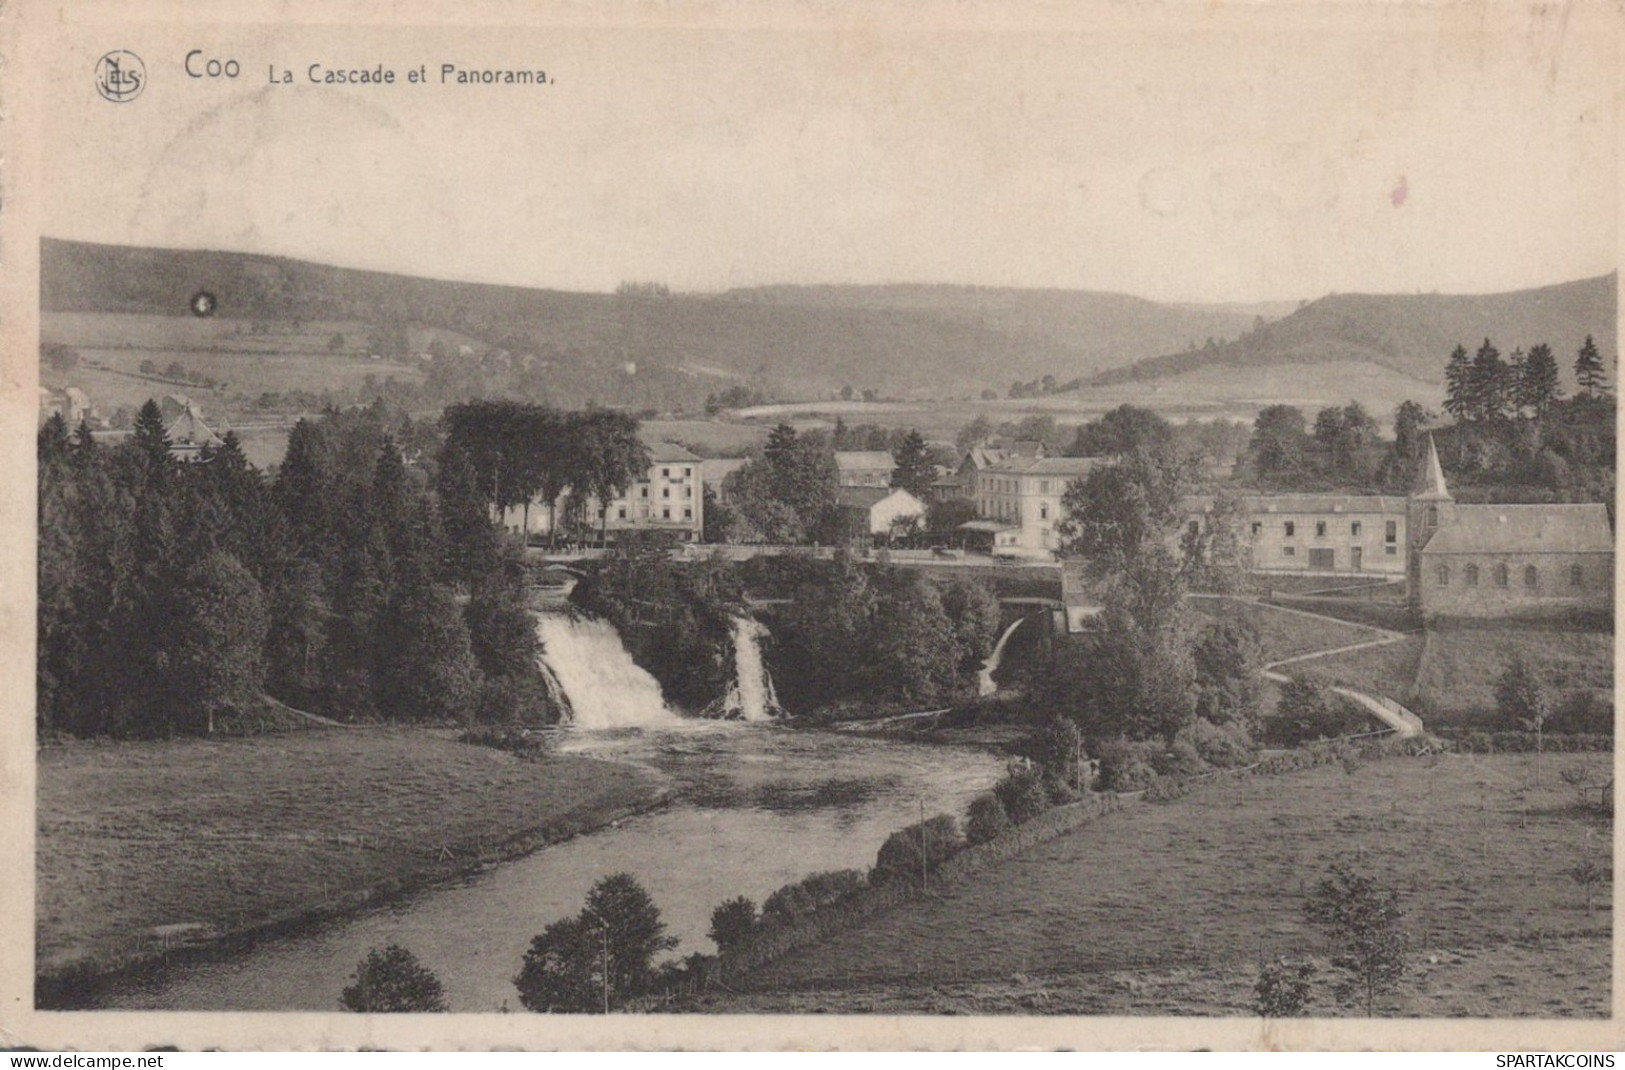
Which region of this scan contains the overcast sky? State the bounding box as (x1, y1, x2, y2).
(43, 3, 1619, 305)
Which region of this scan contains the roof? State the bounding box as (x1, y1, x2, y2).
(959, 520, 1019, 532)
(646, 441, 701, 462)
(986, 455, 1108, 477)
(164, 401, 224, 448)
(1241, 494, 1408, 515)
(700, 457, 748, 482)
(837, 486, 923, 511)
(1412, 433, 1452, 501)
(834, 450, 894, 470)
(1420, 504, 1614, 556)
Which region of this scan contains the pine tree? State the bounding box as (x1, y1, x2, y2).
(889, 429, 935, 498)
(1519, 343, 1562, 416)
(1442, 345, 1472, 424)
(1575, 334, 1609, 397)
(131, 399, 173, 475)
(1467, 339, 1509, 422)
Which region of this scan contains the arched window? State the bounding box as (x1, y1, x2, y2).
(1524, 565, 1538, 588)
(1465, 565, 1479, 587)
(1571, 565, 1584, 587)
(1435, 564, 1449, 586)
(1495, 563, 1509, 588)
(1426, 505, 1438, 528)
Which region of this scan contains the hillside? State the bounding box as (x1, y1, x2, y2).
(1091, 275, 1618, 390)
(40, 239, 1264, 400)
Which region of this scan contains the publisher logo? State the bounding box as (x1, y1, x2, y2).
(95, 50, 145, 102)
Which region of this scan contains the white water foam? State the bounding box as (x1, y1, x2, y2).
(535, 614, 684, 729)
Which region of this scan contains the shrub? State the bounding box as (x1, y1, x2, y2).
(340, 945, 447, 1012)
(1550, 690, 1613, 735)
(1094, 738, 1160, 793)
(1032, 715, 1088, 789)
(1151, 737, 1209, 779)
(1143, 774, 1188, 802)
(1262, 680, 1372, 746)
(1252, 957, 1315, 1018)
(965, 792, 1013, 845)
(761, 869, 867, 926)
(456, 724, 547, 759)
(872, 814, 964, 884)
(1180, 717, 1256, 769)
(707, 896, 758, 954)
(992, 769, 1051, 824)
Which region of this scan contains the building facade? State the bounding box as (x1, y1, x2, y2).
(833, 451, 894, 488)
(1236, 494, 1409, 576)
(973, 455, 1107, 554)
(501, 441, 705, 543)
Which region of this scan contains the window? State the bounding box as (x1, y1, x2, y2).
(1385, 520, 1397, 543)
(662, 468, 670, 478)
(1524, 565, 1538, 588)
(683, 467, 691, 478)
(1283, 546, 1295, 556)
(662, 487, 670, 498)
(617, 507, 626, 520)
(1251, 522, 1262, 536)
(1385, 545, 1397, 555)
(1495, 563, 1509, 587)
(1315, 521, 1327, 537)
(1040, 504, 1049, 520)
(1465, 565, 1478, 587)
(1284, 521, 1296, 537)
(1189, 520, 1200, 537)
(1427, 505, 1438, 528)
(683, 508, 692, 519)
(640, 487, 649, 498)
(1436, 565, 1449, 586)
(684, 486, 692, 498)
(1571, 565, 1584, 587)
(1351, 521, 1362, 537)
(662, 507, 670, 519)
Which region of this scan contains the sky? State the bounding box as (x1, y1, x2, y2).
(40, 2, 1621, 305)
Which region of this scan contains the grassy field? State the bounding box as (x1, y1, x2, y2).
(36, 727, 665, 985)
(724, 751, 1611, 1016)
(1414, 620, 1614, 720)
(1193, 598, 1381, 664)
(1293, 635, 1427, 706)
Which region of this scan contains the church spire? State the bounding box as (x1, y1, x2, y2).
(1412, 432, 1451, 501)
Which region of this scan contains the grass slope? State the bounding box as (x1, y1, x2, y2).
(36, 728, 664, 983)
(729, 752, 1610, 1016)
(1414, 620, 1614, 721)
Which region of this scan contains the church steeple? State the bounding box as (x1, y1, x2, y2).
(1412, 433, 1452, 502)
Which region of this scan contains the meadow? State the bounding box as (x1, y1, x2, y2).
(36, 728, 664, 989)
(726, 750, 1611, 1017)
(1413, 619, 1615, 720)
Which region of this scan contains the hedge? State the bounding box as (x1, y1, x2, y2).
(715, 793, 1123, 986)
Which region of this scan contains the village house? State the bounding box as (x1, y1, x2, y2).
(161, 395, 225, 461)
(833, 450, 895, 488)
(835, 486, 925, 541)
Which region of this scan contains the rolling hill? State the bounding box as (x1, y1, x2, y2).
(1090, 275, 1618, 393)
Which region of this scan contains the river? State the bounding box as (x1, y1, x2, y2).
(100, 720, 1005, 1011)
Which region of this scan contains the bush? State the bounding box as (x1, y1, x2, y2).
(707, 896, 758, 954)
(1550, 690, 1613, 735)
(1180, 717, 1256, 769)
(456, 724, 547, 759)
(872, 814, 964, 884)
(1151, 737, 1209, 779)
(965, 792, 1013, 845)
(1032, 716, 1088, 789)
(1093, 738, 1161, 792)
(340, 945, 447, 1012)
(992, 769, 1051, 824)
(1262, 680, 1373, 746)
(761, 869, 867, 926)
(1252, 957, 1315, 1018)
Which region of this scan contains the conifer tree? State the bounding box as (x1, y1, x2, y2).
(889, 429, 935, 499)
(1442, 344, 1472, 423)
(1575, 334, 1609, 397)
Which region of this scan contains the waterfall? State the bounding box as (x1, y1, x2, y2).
(712, 617, 784, 722)
(534, 614, 683, 729)
(977, 617, 1026, 697)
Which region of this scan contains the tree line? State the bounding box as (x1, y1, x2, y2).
(38, 399, 559, 738)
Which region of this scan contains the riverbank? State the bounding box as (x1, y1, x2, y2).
(36, 726, 669, 1007)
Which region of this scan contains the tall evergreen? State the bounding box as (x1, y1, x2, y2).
(1467, 339, 1509, 422)
(1442, 344, 1472, 424)
(889, 429, 935, 499)
(1518, 343, 1562, 416)
(1575, 334, 1609, 397)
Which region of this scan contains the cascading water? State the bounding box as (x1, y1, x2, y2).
(712, 616, 783, 722)
(977, 617, 1026, 696)
(534, 613, 683, 729)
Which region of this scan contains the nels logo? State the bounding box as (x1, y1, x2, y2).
(95, 50, 145, 102)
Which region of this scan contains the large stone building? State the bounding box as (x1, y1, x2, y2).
(1226, 494, 1409, 576)
(501, 441, 705, 543)
(1408, 437, 1613, 619)
(833, 451, 894, 489)
(971, 455, 1108, 554)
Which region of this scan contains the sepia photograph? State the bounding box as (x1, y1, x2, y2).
(5, 0, 1620, 1051)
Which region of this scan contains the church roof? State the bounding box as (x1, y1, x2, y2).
(1412, 433, 1452, 501)
(1420, 504, 1614, 556)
